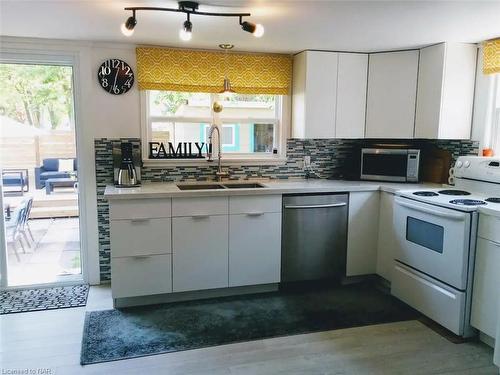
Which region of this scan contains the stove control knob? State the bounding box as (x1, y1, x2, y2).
(464, 161, 471, 168)
(455, 161, 463, 168)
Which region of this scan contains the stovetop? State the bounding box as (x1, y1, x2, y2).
(398, 188, 500, 212)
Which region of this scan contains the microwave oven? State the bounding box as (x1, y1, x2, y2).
(360, 148, 420, 182)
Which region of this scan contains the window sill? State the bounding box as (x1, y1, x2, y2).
(142, 157, 288, 168)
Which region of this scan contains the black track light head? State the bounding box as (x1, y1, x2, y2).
(179, 18, 193, 41)
(241, 20, 264, 38)
(121, 14, 137, 36)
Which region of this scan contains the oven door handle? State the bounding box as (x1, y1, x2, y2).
(395, 199, 466, 221)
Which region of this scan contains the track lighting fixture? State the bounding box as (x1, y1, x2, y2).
(240, 20, 264, 38)
(121, 11, 137, 37)
(122, 1, 264, 41)
(179, 15, 193, 41)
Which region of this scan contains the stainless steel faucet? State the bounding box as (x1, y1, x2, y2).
(207, 124, 229, 181)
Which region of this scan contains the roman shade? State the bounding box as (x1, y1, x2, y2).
(136, 47, 292, 95)
(483, 38, 500, 75)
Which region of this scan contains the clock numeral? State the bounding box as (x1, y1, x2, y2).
(100, 66, 111, 76)
(124, 78, 133, 88)
(112, 85, 120, 94)
(112, 59, 120, 68)
(124, 66, 131, 75)
(101, 78, 108, 87)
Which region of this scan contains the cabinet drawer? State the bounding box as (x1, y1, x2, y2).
(172, 196, 228, 217)
(229, 195, 281, 215)
(112, 254, 172, 299)
(391, 262, 466, 335)
(478, 214, 500, 243)
(110, 218, 171, 257)
(110, 199, 171, 220)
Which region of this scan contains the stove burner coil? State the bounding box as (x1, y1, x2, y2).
(485, 197, 500, 203)
(449, 199, 487, 206)
(438, 190, 471, 196)
(413, 191, 439, 197)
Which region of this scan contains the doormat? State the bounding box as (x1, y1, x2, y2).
(0, 284, 89, 314)
(81, 282, 419, 365)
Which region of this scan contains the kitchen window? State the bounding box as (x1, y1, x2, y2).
(492, 75, 500, 153)
(141, 90, 287, 165)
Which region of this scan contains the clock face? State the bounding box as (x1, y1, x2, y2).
(97, 59, 134, 95)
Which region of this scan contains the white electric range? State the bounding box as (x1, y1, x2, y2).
(391, 156, 500, 337)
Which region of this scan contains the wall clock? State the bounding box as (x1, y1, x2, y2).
(97, 59, 134, 95)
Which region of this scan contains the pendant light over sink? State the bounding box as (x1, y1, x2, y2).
(219, 44, 235, 96)
(121, 1, 264, 41)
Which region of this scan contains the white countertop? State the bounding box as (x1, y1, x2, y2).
(104, 179, 441, 200)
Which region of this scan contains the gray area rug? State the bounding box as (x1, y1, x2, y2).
(0, 284, 89, 314)
(81, 283, 419, 365)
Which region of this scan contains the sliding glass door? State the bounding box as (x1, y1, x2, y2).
(0, 61, 83, 288)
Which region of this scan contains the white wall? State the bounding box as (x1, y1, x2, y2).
(0, 36, 142, 284)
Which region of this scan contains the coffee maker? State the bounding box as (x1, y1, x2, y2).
(113, 141, 141, 187)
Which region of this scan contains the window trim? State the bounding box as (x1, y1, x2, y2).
(140, 91, 289, 166)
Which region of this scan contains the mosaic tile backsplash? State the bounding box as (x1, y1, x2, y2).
(95, 137, 478, 281)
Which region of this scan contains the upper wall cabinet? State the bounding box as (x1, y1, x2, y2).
(414, 43, 477, 139)
(292, 51, 368, 139)
(365, 50, 419, 139)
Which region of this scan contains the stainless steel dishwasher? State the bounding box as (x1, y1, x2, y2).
(282, 194, 348, 283)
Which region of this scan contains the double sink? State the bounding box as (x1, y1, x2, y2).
(177, 182, 266, 191)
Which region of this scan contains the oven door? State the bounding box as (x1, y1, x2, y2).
(394, 196, 471, 290)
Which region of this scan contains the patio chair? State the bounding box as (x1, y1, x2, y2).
(5, 200, 28, 262)
(21, 197, 35, 244)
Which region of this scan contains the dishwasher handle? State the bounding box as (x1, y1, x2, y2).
(284, 202, 347, 210)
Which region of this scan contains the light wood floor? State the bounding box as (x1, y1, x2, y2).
(0, 285, 497, 375)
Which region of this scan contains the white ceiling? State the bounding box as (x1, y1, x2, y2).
(1, 0, 499, 54)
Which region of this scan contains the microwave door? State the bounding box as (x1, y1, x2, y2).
(361, 151, 408, 182)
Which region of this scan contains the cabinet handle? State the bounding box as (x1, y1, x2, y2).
(246, 212, 264, 216)
(191, 215, 210, 220)
(130, 218, 150, 224)
(285, 203, 347, 209)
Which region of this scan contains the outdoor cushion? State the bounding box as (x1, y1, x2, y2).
(43, 158, 59, 171)
(58, 159, 74, 172)
(40, 171, 71, 179)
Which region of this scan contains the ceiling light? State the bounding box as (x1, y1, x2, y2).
(241, 21, 264, 38)
(179, 18, 193, 41)
(219, 44, 235, 96)
(122, 2, 265, 39)
(121, 13, 137, 37)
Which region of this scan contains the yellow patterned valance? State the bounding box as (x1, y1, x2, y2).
(136, 47, 292, 95)
(483, 38, 500, 75)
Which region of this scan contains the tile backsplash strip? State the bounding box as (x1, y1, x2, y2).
(95, 137, 478, 282)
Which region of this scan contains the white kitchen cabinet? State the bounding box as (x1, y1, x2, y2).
(335, 53, 368, 138)
(229, 212, 281, 287)
(112, 254, 172, 298)
(292, 51, 338, 138)
(347, 191, 380, 276)
(415, 43, 477, 139)
(365, 50, 419, 138)
(376, 192, 398, 282)
(172, 215, 229, 292)
(471, 231, 500, 337)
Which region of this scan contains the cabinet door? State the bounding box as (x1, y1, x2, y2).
(172, 215, 228, 292)
(366, 50, 419, 138)
(292, 51, 338, 138)
(376, 192, 397, 282)
(347, 191, 380, 276)
(229, 212, 281, 287)
(336, 53, 368, 138)
(414, 43, 446, 139)
(471, 237, 500, 337)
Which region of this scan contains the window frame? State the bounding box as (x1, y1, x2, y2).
(140, 91, 289, 166)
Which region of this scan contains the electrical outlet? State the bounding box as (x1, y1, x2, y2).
(304, 155, 311, 168)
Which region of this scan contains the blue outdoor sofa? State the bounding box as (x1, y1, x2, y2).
(35, 158, 77, 189)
